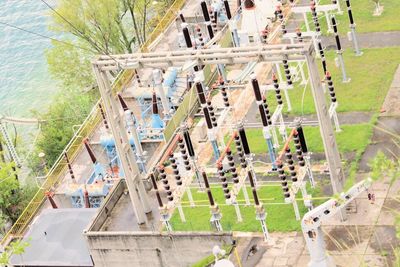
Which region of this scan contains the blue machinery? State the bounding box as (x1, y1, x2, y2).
(64, 140, 113, 208)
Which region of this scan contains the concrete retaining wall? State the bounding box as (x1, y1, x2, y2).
(88, 179, 126, 232)
(84, 231, 233, 267)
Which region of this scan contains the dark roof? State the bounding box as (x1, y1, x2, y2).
(10, 208, 96, 267)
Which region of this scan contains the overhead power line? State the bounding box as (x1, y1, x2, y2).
(0, 20, 93, 53)
(39, 0, 122, 65)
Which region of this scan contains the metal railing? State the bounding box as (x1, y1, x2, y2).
(0, 0, 188, 246)
(141, 0, 186, 52)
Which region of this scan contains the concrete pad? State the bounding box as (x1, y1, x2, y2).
(323, 226, 373, 254)
(273, 256, 289, 266)
(377, 198, 399, 225)
(365, 226, 399, 255)
(331, 255, 365, 267)
(382, 65, 400, 116)
(255, 257, 275, 267)
(363, 254, 390, 267)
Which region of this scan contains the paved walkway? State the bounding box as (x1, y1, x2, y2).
(285, 0, 400, 49)
(230, 178, 400, 267)
(322, 31, 400, 50)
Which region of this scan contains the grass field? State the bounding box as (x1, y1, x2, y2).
(225, 123, 373, 156)
(303, 0, 400, 34)
(265, 47, 400, 115)
(170, 184, 322, 232)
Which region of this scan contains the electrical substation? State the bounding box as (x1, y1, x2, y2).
(2, 0, 398, 267)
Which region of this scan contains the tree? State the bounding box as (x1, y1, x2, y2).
(34, 0, 174, 169)
(49, 0, 137, 54)
(0, 239, 30, 266)
(31, 89, 98, 168)
(0, 162, 25, 222)
(45, 40, 95, 91)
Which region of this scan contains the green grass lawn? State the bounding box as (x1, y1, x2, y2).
(225, 123, 373, 156)
(266, 47, 400, 115)
(170, 184, 322, 232)
(302, 0, 400, 34)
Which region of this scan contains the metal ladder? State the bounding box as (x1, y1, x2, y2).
(0, 122, 22, 167)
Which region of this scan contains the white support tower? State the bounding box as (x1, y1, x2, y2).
(94, 42, 348, 221)
(92, 66, 151, 225)
(302, 178, 372, 267)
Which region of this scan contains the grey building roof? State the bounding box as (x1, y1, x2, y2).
(10, 208, 96, 267)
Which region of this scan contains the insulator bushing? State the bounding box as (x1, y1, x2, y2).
(310, 3, 321, 33)
(258, 104, 269, 127)
(345, 0, 354, 25)
(261, 29, 268, 44)
(178, 136, 191, 170)
(296, 29, 303, 43)
(285, 148, 298, 183)
(207, 101, 218, 128)
(159, 167, 173, 202)
(196, 26, 205, 48)
(318, 42, 327, 73)
(182, 24, 193, 48)
(276, 7, 286, 35)
(206, 21, 214, 39)
(251, 76, 262, 101)
(262, 97, 272, 125)
(183, 129, 195, 157)
(179, 12, 186, 23)
(294, 133, 306, 167)
(218, 165, 230, 199)
(224, 0, 232, 19)
(331, 17, 342, 51)
(248, 171, 260, 206)
(201, 1, 210, 21)
(196, 82, 206, 104)
(202, 171, 215, 206)
(134, 69, 141, 86)
(325, 72, 337, 103)
(238, 127, 250, 155)
(295, 126, 308, 153)
(203, 107, 213, 129)
(282, 59, 293, 86)
(272, 74, 283, 105)
(169, 153, 183, 186)
(277, 163, 290, 198)
(277, 163, 291, 198)
(220, 82, 230, 107)
(211, 11, 218, 33)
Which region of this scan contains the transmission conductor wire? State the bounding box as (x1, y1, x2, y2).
(39, 0, 121, 67)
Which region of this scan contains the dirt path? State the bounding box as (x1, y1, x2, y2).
(359, 65, 400, 172)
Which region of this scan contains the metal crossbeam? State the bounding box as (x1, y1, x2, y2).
(94, 44, 310, 71)
(92, 41, 347, 225)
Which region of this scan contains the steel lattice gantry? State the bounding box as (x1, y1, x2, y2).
(92, 42, 347, 224)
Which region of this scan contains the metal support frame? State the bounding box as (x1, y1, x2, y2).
(93, 42, 346, 222)
(125, 111, 147, 173)
(328, 102, 341, 132)
(153, 69, 172, 118)
(305, 51, 347, 220)
(302, 178, 372, 267)
(92, 66, 151, 225)
(291, 4, 340, 34)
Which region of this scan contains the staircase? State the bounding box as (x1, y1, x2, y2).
(0, 122, 22, 167)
